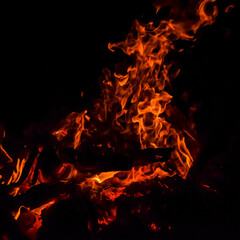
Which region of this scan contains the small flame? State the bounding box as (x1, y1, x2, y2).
(52, 110, 89, 149)
(7, 158, 27, 186)
(225, 4, 234, 14)
(92, 171, 119, 183)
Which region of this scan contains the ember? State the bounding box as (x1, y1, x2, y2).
(1, 0, 238, 239)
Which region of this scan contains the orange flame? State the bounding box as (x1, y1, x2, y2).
(7, 158, 27, 186)
(76, 0, 218, 225)
(53, 110, 89, 149)
(47, 2, 219, 223)
(1, 1, 222, 238)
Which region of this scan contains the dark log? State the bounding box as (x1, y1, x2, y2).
(12, 183, 68, 211)
(75, 147, 172, 173)
(2, 147, 172, 211)
(17, 146, 60, 186)
(17, 147, 40, 185)
(130, 147, 172, 165)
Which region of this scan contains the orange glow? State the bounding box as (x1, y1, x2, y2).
(22, 200, 55, 240)
(57, 162, 78, 182)
(149, 222, 161, 231)
(13, 205, 30, 221)
(18, 153, 40, 193)
(31, 200, 55, 216)
(225, 4, 234, 13)
(92, 171, 119, 183)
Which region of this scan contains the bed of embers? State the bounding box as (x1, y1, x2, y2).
(0, 0, 239, 240)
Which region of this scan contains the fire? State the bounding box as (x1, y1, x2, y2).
(77, 0, 219, 201)
(92, 171, 120, 184)
(0, 0, 229, 239)
(52, 110, 89, 149)
(73, 0, 218, 225)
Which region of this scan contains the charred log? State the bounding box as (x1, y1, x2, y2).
(75, 147, 172, 173)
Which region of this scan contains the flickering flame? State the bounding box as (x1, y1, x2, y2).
(14, 205, 30, 221)
(92, 171, 119, 183)
(7, 158, 27, 185)
(52, 110, 89, 149)
(0, 0, 223, 238)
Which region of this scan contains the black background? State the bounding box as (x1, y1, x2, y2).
(1, 0, 153, 137)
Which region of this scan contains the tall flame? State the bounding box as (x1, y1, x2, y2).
(76, 0, 218, 225)
(51, 0, 219, 198)
(81, 0, 217, 179)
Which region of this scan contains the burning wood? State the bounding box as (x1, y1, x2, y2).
(0, 0, 235, 239)
(75, 147, 172, 172)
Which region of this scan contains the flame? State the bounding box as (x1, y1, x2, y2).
(13, 205, 30, 221)
(57, 162, 78, 182)
(52, 110, 89, 149)
(225, 4, 234, 13)
(15, 200, 56, 240)
(46, 0, 219, 226)
(17, 153, 40, 193)
(92, 171, 120, 183)
(0, 1, 223, 238)
(76, 0, 218, 225)
(7, 158, 27, 185)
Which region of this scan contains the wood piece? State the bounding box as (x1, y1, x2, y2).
(76, 147, 172, 173)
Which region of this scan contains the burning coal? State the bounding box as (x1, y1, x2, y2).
(0, 0, 234, 239)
